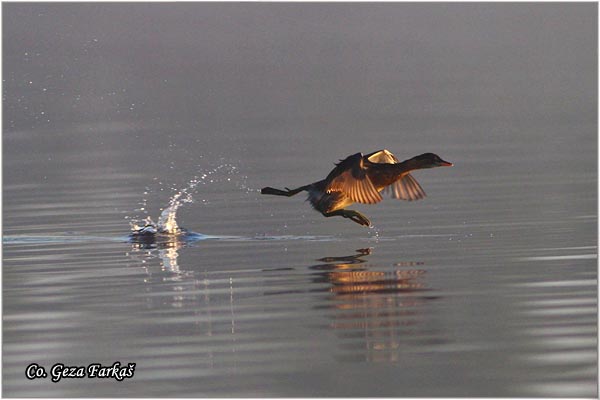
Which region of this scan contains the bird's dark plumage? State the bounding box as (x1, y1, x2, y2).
(261, 149, 452, 227)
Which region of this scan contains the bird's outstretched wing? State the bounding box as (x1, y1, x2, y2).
(385, 173, 426, 201)
(325, 153, 382, 204)
(366, 149, 400, 164)
(367, 149, 427, 201)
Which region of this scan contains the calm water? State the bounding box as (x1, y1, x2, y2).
(3, 3, 597, 397)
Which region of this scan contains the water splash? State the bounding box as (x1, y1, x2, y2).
(155, 177, 199, 234)
(368, 225, 380, 243)
(129, 163, 242, 236)
(129, 187, 193, 235)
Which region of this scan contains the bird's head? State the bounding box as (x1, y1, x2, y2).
(413, 153, 453, 168)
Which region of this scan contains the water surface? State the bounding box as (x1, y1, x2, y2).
(3, 3, 597, 397)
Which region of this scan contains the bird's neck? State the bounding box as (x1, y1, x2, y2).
(369, 162, 413, 188)
(396, 156, 432, 173)
(369, 157, 431, 188)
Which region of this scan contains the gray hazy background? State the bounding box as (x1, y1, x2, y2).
(3, 3, 597, 397)
(4, 3, 596, 141)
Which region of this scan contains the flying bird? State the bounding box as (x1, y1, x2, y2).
(261, 149, 452, 227)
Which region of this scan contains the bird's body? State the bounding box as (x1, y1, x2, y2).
(261, 149, 452, 227)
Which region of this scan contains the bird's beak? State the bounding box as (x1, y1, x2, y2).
(439, 159, 453, 167)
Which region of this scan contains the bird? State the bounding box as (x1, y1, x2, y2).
(261, 149, 452, 227)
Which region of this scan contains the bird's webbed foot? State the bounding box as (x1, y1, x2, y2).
(345, 210, 371, 227)
(324, 209, 372, 227)
(261, 187, 294, 196)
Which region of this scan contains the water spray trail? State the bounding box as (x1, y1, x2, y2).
(129, 162, 241, 236)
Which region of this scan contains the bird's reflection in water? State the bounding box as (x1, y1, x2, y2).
(127, 238, 446, 364)
(313, 248, 426, 294)
(311, 248, 442, 362)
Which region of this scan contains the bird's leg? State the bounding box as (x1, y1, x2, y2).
(323, 209, 371, 227)
(345, 210, 372, 227)
(261, 186, 306, 197)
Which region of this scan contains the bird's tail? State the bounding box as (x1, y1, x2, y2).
(261, 185, 310, 197)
